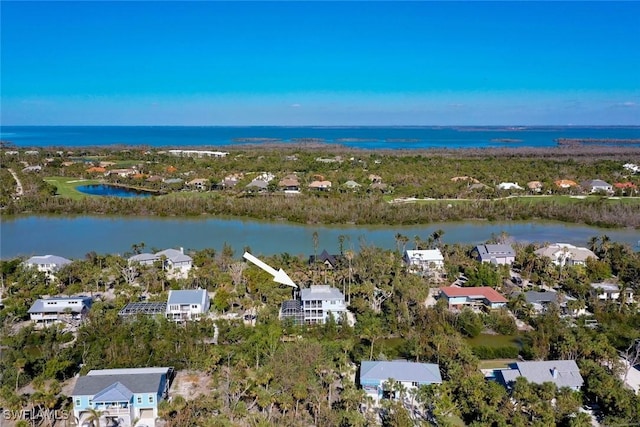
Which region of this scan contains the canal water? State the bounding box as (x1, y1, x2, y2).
(1, 216, 638, 259)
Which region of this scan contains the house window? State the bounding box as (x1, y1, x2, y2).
(191, 304, 198, 309)
(88, 400, 93, 406)
(149, 395, 154, 403)
(75, 399, 81, 407)
(137, 397, 142, 404)
(412, 382, 419, 387)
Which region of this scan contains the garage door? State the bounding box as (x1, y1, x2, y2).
(139, 408, 154, 418)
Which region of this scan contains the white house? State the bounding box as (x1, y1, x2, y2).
(534, 243, 597, 267)
(166, 289, 210, 322)
(27, 296, 92, 328)
(71, 367, 172, 427)
(623, 163, 640, 174)
(497, 182, 524, 190)
(299, 285, 347, 325)
(359, 360, 442, 404)
(24, 255, 72, 274)
(590, 282, 634, 302)
(498, 360, 584, 391)
(403, 249, 444, 273)
(581, 179, 613, 194)
(129, 248, 193, 278)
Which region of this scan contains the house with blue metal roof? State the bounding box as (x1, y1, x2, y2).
(71, 367, 173, 427)
(166, 289, 210, 322)
(359, 360, 442, 404)
(497, 360, 583, 391)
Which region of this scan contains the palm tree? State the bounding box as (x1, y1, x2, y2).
(14, 358, 26, 392)
(84, 408, 106, 427)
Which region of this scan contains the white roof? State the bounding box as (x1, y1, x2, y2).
(405, 249, 444, 262)
(300, 285, 345, 301)
(87, 367, 172, 376)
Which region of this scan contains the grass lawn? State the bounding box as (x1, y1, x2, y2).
(478, 359, 519, 369)
(44, 176, 100, 200)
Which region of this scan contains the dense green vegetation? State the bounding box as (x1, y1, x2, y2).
(2, 146, 639, 227)
(1, 235, 640, 425)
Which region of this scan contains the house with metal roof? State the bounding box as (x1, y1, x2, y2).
(28, 296, 93, 328)
(128, 248, 192, 278)
(71, 367, 173, 427)
(439, 286, 508, 310)
(299, 285, 347, 325)
(590, 282, 634, 303)
(403, 249, 444, 273)
(472, 244, 516, 265)
(497, 360, 583, 391)
(24, 255, 72, 274)
(166, 289, 210, 322)
(581, 179, 613, 194)
(534, 243, 598, 267)
(360, 360, 442, 404)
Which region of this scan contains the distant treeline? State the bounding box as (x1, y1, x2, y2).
(5, 193, 640, 228)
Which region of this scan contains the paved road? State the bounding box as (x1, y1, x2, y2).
(7, 168, 24, 197)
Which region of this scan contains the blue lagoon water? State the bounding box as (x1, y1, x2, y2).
(2, 126, 639, 149)
(76, 184, 154, 198)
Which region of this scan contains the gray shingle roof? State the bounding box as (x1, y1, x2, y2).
(72, 370, 168, 396)
(524, 291, 558, 305)
(499, 360, 583, 389)
(360, 360, 442, 384)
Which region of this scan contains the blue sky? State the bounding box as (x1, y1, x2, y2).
(1, 1, 639, 125)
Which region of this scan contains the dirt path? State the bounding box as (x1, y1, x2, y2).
(7, 168, 24, 197)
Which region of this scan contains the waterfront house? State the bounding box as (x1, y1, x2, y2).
(534, 243, 597, 267)
(472, 244, 516, 265)
(299, 285, 347, 325)
(439, 286, 508, 310)
(523, 291, 588, 316)
(166, 289, 210, 322)
(129, 248, 192, 278)
(107, 168, 137, 178)
(28, 296, 92, 328)
(309, 249, 344, 270)
(403, 249, 444, 273)
(359, 360, 442, 404)
(71, 367, 173, 427)
(581, 179, 613, 194)
(497, 360, 583, 391)
(24, 254, 72, 274)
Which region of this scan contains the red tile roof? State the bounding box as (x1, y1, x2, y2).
(440, 286, 508, 303)
(614, 182, 637, 189)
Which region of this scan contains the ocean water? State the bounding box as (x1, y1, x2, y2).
(1, 125, 639, 149)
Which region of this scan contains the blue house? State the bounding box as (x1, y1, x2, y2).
(71, 367, 173, 427)
(359, 360, 442, 404)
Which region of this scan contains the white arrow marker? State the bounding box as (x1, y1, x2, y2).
(243, 252, 298, 288)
